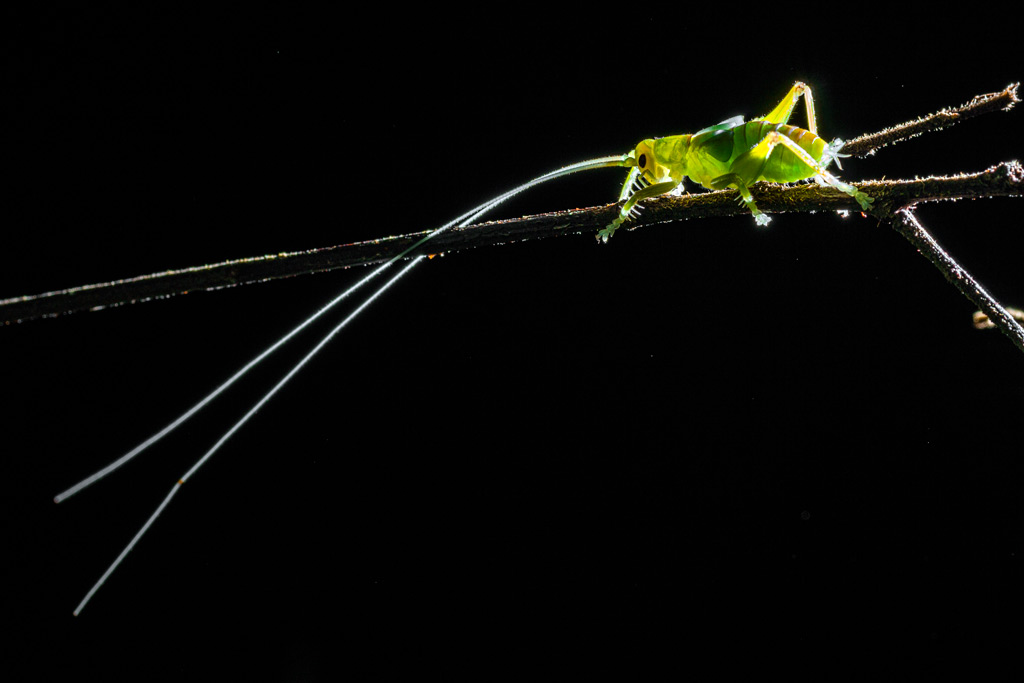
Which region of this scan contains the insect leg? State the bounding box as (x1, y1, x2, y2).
(709, 172, 770, 226)
(598, 180, 679, 242)
(617, 166, 642, 202)
(767, 132, 873, 211)
(760, 81, 816, 133)
(708, 130, 785, 226)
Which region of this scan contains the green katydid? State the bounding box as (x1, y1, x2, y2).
(599, 81, 873, 241)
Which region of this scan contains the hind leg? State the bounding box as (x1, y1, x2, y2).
(760, 81, 817, 133)
(767, 132, 873, 211)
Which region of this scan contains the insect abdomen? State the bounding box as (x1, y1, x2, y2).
(744, 121, 827, 183)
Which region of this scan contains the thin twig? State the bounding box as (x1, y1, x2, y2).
(844, 83, 1020, 158)
(1, 85, 1020, 325)
(889, 208, 1024, 353)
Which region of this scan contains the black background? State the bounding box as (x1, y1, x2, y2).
(3, 8, 1023, 679)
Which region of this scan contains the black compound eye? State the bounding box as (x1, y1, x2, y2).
(637, 153, 647, 169)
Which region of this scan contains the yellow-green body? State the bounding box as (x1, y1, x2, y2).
(598, 82, 873, 240)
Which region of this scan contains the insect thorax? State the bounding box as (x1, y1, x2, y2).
(641, 135, 691, 184)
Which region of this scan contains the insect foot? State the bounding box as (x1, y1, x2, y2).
(855, 191, 874, 212)
(597, 218, 624, 243)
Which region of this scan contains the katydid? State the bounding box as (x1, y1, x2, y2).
(600, 81, 873, 241)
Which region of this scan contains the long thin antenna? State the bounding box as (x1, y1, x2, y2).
(66, 154, 629, 614)
(54, 154, 628, 504)
(72, 256, 423, 616)
(53, 263, 392, 503)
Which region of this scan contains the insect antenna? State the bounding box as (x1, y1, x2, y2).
(63, 153, 630, 614)
(54, 154, 630, 505)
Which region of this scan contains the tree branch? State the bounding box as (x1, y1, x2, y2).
(888, 208, 1024, 354)
(843, 83, 1019, 158)
(2, 85, 1020, 325)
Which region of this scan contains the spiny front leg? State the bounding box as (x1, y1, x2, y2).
(597, 180, 678, 242)
(598, 166, 644, 242)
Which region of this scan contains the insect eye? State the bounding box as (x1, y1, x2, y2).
(637, 153, 647, 169)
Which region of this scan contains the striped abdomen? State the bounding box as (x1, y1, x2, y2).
(735, 121, 827, 183)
